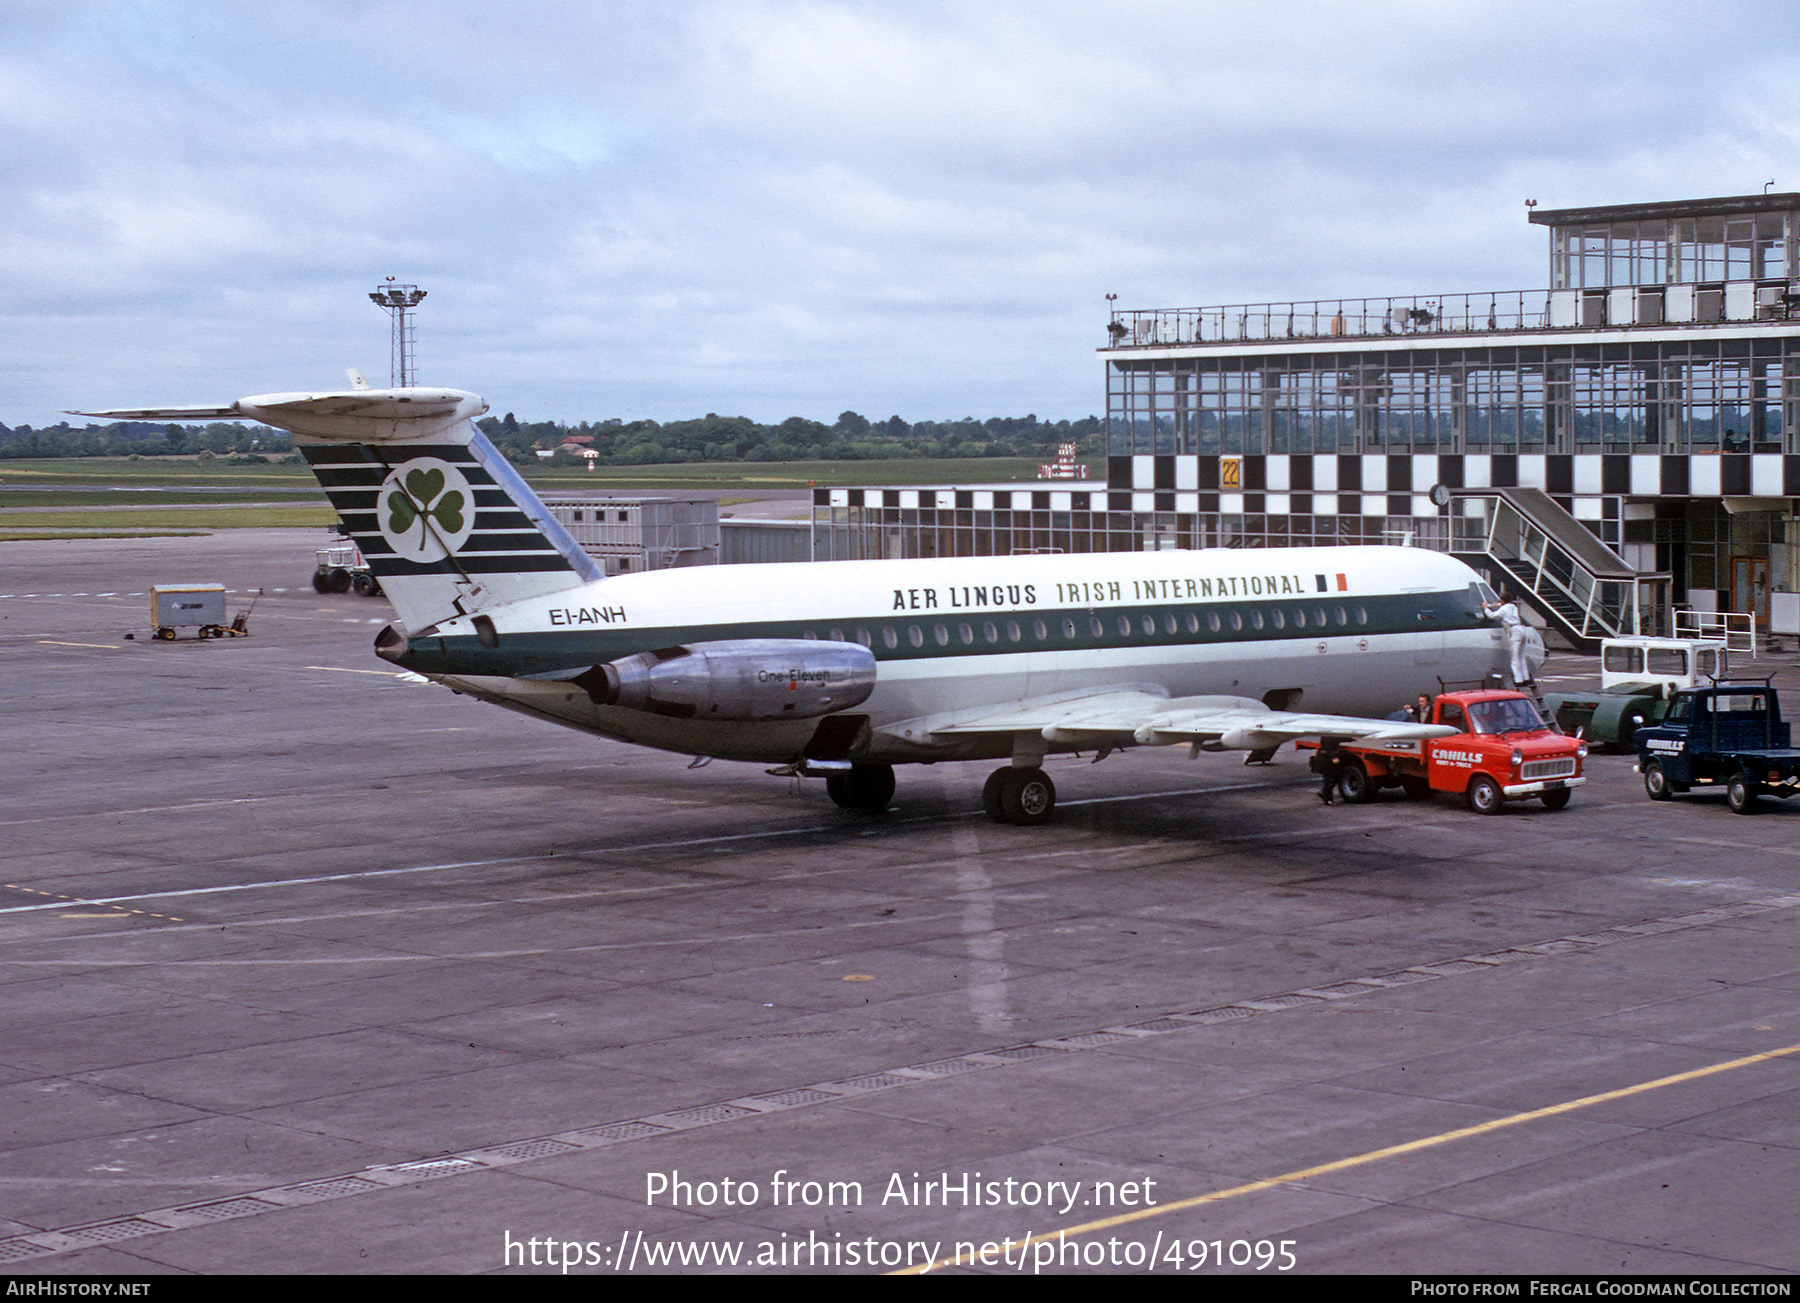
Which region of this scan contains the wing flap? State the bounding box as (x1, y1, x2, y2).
(924, 689, 1455, 750)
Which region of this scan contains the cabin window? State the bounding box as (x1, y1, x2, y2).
(1186, 612, 1200, 634)
(882, 627, 898, 649)
(1207, 611, 1221, 633)
(803, 628, 817, 640)
(1059, 618, 1075, 639)
(1033, 618, 1049, 640)
(1250, 609, 1264, 631)
(933, 624, 950, 646)
(855, 628, 871, 647)
(1006, 620, 1022, 642)
(1117, 615, 1132, 637)
(1315, 607, 1328, 626)
(1229, 610, 1243, 632)
(983, 621, 998, 644)
(958, 623, 975, 645)
(1292, 607, 1306, 628)
(1140, 614, 1155, 636)
(1354, 605, 1368, 625)
(907, 625, 924, 648)
(1164, 613, 1178, 635)
(1334, 606, 1348, 626)
(1269, 609, 1285, 630)
(828, 628, 844, 641)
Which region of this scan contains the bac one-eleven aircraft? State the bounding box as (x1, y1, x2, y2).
(79, 383, 1518, 824)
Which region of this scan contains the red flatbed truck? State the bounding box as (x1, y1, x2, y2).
(1303, 688, 1587, 814)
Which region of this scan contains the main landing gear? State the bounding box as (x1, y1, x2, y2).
(982, 766, 1057, 826)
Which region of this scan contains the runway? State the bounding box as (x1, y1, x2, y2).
(3, 530, 1798, 1274)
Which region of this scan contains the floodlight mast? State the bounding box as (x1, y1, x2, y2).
(368, 279, 427, 388)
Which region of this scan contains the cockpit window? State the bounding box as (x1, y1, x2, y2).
(1467, 698, 1546, 734)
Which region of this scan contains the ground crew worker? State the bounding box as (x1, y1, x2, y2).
(1483, 588, 1532, 688)
(1312, 743, 1347, 805)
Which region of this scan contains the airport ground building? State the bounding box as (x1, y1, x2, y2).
(812, 193, 1800, 649)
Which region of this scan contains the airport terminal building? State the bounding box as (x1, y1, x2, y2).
(814, 193, 1800, 647)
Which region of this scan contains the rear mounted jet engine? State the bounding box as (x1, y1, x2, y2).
(579, 639, 877, 721)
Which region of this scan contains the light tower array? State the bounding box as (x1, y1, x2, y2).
(369, 279, 427, 388)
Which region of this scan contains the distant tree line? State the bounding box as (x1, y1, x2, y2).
(0, 421, 294, 461)
(0, 410, 1102, 465)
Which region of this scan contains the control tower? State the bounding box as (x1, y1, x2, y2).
(1092, 192, 1800, 646)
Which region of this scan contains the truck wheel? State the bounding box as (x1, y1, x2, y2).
(1642, 761, 1673, 801)
(352, 572, 374, 596)
(1400, 776, 1431, 800)
(1615, 710, 1645, 754)
(1540, 789, 1572, 811)
(328, 567, 352, 593)
(1338, 761, 1376, 803)
(311, 570, 332, 594)
(1727, 772, 1760, 815)
(1467, 774, 1504, 815)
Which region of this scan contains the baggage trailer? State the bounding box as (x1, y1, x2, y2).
(149, 584, 249, 641)
(1637, 679, 1800, 813)
(1301, 687, 1586, 814)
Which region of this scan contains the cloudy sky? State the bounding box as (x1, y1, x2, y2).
(8, 1, 1800, 428)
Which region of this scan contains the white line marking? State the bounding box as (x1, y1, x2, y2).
(0, 781, 1280, 917)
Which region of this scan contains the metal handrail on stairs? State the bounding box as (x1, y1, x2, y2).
(1444, 488, 1649, 648)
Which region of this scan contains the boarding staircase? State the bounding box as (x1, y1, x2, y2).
(1448, 488, 1658, 653)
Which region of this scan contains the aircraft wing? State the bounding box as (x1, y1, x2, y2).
(925, 689, 1456, 751)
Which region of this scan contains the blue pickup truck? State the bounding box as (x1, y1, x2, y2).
(1637, 681, 1800, 814)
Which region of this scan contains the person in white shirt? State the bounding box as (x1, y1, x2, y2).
(1483, 589, 1532, 687)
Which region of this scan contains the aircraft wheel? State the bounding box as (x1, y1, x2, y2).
(1467, 774, 1504, 815)
(1727, 771, 1760, 815)
(1643, 761, 1673, 801)
(311, 570, 332, 594)
(1338, 760, 1377, 803)
(1540, 788, 1572, 811)
(827, 763, 894, 811)
(999, 767, 1056, 826)
(982, 769, 1008, 823)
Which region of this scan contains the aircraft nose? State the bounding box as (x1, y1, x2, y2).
(374, 624, 410, 663)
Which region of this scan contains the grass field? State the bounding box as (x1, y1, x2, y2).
(0, 455, 1096, 495)
(0, 506, 338, 531)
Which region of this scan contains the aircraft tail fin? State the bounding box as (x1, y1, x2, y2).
(74, 388, 602, 631)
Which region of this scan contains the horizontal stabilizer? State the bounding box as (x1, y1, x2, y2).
(69, 403, 241, 421)
(71, 387, 487, 443)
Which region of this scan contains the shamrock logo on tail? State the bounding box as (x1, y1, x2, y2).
(386, 467, 466, 551)
(375, 457, 477, 562)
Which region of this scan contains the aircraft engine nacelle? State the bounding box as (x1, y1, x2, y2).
(585, 639, 877, 721)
